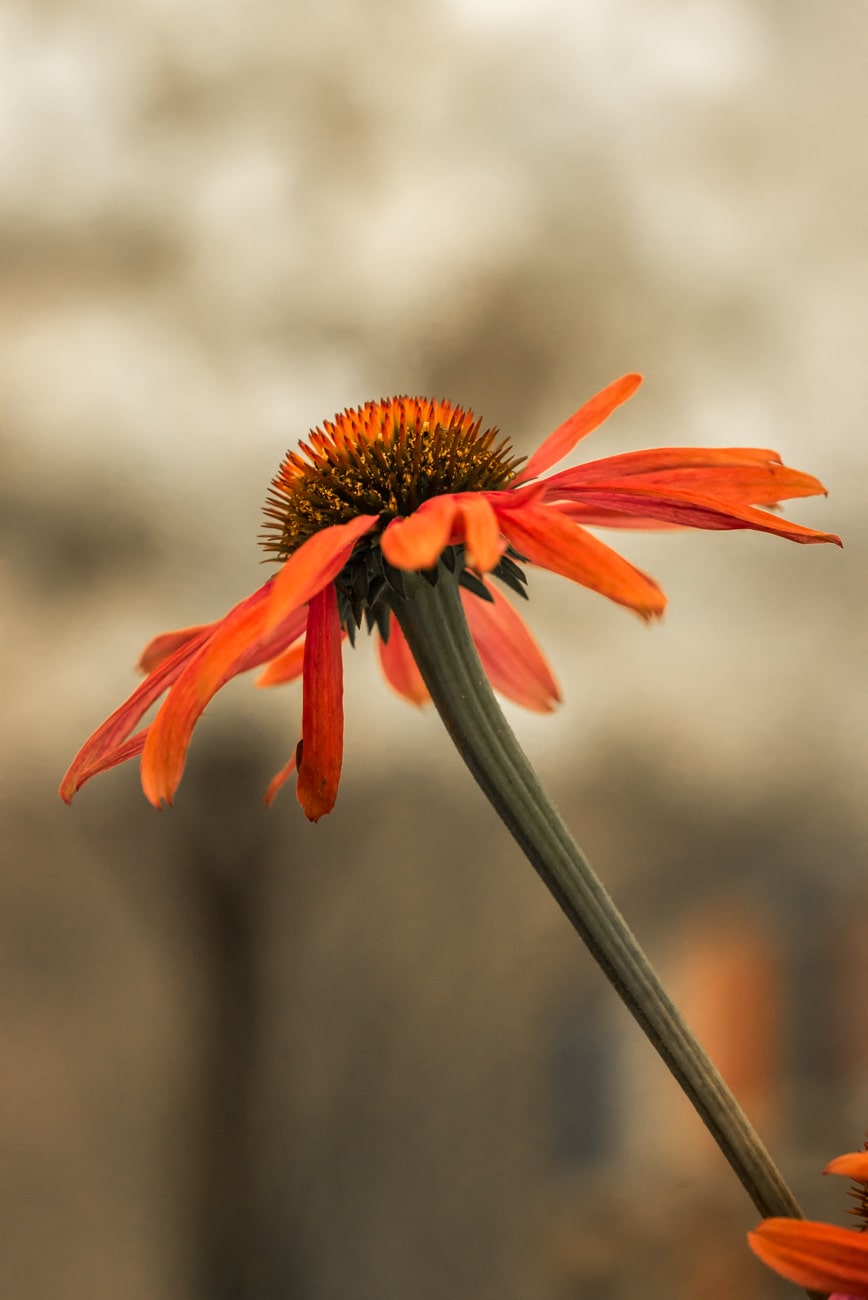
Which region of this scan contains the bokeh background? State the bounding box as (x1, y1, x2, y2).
(3, 0, 867, 1296)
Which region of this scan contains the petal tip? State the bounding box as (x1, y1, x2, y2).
(640, 593, 668, 622)
(141, 768, 172, 809)
(824, 1152, 868, 1180)
(298, 789, 335, 822)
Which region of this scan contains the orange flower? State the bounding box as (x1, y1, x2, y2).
(59, 375, 840, 820)
(749, 1151, 868, 1298)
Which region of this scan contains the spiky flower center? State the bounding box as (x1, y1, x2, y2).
(260, 396, 523, 561)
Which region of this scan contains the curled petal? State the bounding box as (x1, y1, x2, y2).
(381, 497, 457, 571)
(462, 582, 560, 712)
(140, 587, 307, 807)
(267, 514, 379, 630)
(514, 374, 642, 484)
(496, 502, 666, 620)
(748, 1218, 868, 1298)
(296, 583, 344, 821)
(377, 619, 430, 706)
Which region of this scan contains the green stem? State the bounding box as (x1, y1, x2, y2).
(392, 567, 816, 1271)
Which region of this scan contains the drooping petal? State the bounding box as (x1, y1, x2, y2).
(513, 374, 642, 484)
(462, 582, 560, 712)
(140, 586, 307, 807)
(495, 501, 666, 620)
(544, 482, 841, 545)
(264, 744, 300, 807)
(825, 1153, 868, 1182)
(381, 496, 457, 571)
(296, 583, 344, 821)
(267, 513, 379, 630)
(137, 623, 219, 673)
(457, 495, 504, 571)
(59, 622, 216, 802)
(748, 1219, 868, 1298)
(377, 620, 430, 706)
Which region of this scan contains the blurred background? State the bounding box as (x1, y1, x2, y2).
(2, 0, 867, 1296)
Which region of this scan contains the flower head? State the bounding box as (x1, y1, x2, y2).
(60, 375, 840, 820)
(749, 1150, 868, 1297)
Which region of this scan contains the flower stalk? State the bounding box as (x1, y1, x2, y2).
(393, 565, 811, 1233)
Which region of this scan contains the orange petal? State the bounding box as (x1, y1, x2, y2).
(140, 586, 306, 807)
(137, 624, 218, 674)
(65, 727, 151, 795)
(376, 619, 430, 706)
(514, 374, 642, 484)
(825, 1152, 868, 1182)
(554, 503, 684, 530)
(258, 625, 351, 687)
(257, 632, 308, 688)
(194, 601, 309, 698)
(267, 514, 378, 631)
(497, 480, 550, 510)
(543, 445, 787, 487)
(496, 501, 666, 620)
(264, 745, 300, 807)
(381, 496, 457, 571)
(685, 466, 827, 507)
(462, 582, 560, 712)
(545, 454, 832, 509)
(296, 583, 344, 821)
(748, 1218, 868, 1297)
(59, 623, 215, 802)
(457, 495, 504, 571)
(545, 482, 841, 545)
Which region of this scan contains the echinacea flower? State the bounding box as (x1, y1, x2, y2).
(60, 374, 840, 820)
(749, 1150, 868, 1298)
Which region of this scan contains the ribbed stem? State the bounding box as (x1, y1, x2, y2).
(392, 568, 819, 1293)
